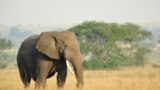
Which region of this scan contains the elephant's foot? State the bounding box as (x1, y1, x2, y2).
(35, 86, 45, 90)
(24, 83, 30, 89)
(35, 88, 45, 90)
(57, 82, 65, 89)
(35, 82, 47, 90)
(24, 86, 30, 90)
(76, 82, 84, 89)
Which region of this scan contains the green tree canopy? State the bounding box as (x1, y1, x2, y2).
(69, 21, 152, 69)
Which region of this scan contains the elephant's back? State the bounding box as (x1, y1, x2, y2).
(17, 35, 39, 61)
(22, 35, 39, 45)
(19, 35, 39, 51)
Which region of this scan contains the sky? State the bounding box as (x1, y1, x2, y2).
(0, 0, 160, 27)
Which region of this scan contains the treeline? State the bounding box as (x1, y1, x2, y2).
(0, 36, 13, 69)
(69, 21, 152, 69)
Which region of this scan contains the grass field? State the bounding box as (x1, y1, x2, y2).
(0, 67, 160, 90)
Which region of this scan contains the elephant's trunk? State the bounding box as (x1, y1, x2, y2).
(70, 55, 84, 88)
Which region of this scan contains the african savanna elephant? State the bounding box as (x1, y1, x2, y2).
(17, 31, 84, 89)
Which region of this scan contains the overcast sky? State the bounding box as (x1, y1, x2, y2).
(0, 0, 160, 26)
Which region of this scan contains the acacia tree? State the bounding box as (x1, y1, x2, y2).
(69, 21, 152, 69)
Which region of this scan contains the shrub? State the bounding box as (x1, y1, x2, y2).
(0, 61, 7, 69)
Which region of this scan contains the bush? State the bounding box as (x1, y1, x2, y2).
(133, 47, 151, 66)
(83, 59, 104, 70)
(83, 58, 119, 70)
(0, 61, 7, 69)
(104, 59, 119, 69)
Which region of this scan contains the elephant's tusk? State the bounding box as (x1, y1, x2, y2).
(66, 60, 75, 75)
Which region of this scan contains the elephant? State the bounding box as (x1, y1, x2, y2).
(17, 31, 84, 89)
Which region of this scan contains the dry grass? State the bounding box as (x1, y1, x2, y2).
(0, 67, 160, 90)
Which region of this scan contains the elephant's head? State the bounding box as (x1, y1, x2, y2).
(36, 31, 84, 88)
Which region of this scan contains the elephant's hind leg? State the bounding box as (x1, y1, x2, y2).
(18, 65, 31, 88)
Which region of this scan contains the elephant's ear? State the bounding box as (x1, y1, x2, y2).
(36, 32, 60, 59)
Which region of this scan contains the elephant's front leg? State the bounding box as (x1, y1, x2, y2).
(56, 61, 67, 88)
(35, 59, 53, 89)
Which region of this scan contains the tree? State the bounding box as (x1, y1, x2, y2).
(0, 35, 13, 69)
(133, 47, 151, 66)
(0, 38, 13, 50)
(69, 21, 152, 69)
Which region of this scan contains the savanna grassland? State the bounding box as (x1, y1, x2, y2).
(0, 67, 160, 90)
